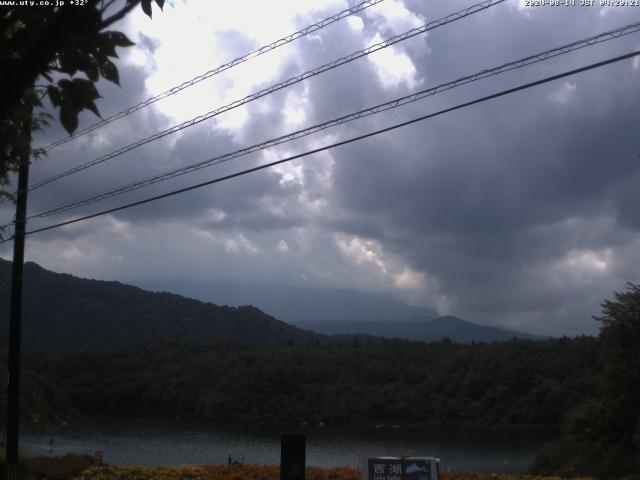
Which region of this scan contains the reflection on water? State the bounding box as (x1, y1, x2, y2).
(22, 416, 554, 473)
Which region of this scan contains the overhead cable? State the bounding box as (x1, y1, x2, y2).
(4, 49, 636, 243)
(28, 0, 505, 192)
(39, 0, 387, 152)
(28, 20, 640, 220)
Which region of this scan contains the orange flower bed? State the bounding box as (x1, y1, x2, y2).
(74, 464, 591, 480)
(76, 465, 362, 480)
(200, 465, 361, 480)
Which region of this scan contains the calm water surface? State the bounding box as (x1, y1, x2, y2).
(22, 416, 553, 473)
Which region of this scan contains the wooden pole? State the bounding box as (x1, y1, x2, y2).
(5, 111, 31, 480)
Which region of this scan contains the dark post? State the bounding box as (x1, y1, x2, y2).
(280, 434, 305, 480)
(5, 115, 31, 480)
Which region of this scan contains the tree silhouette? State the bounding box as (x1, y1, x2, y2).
(532, 283, 640, 477)
(0, 0, 164, 198)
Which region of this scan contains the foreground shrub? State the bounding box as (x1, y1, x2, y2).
(76, 465, 206, 480)
(441, 474, 591, 480)
(27, 454, 94, 477)
(76, 465, 362, 480)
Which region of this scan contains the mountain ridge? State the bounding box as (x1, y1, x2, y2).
(137, 279, 544, 341)
(136, 279, 439, 323)
(295, 315, 545, 342)
(0, 259, 545, 351)
(0, 258, 322, 352)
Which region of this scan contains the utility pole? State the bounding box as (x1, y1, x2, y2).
(5, 112, 32, 480)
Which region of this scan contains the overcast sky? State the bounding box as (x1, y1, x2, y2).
(2, 0, 640, 336)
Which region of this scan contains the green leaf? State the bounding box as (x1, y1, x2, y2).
(102, 31, 135, 48)
(57, 78, 102, 120)
(59, 105, 78, 134)
(99, 58, 120, 86)
(141, 0, 152, 18)
(57, 78, 73, 92)
(82, 57, 100, 82)
(98, 37, 118, 58)
(70, 78, 101, 104)
(57, 50, 80, 76)
(85, 100, 100, 117)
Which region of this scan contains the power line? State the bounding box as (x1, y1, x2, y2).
(39, 0, 386, 153)
(28, 0, 505, 192)
(27, 20, 640, 220)
(4, 49, 636, 243)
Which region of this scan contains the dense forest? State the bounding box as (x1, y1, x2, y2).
(26, 337, 598, 429)
(530, 284, 640, 478)
(2, 258, 638, 477)
(0, 365, 75, 426)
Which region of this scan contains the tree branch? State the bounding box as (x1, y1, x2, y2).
(101, 1, 139, 29)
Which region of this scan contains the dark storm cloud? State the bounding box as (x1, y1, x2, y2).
(21, 3, 407, 233)
(319, 2, 640, 333)
(5, 1, 640, 336)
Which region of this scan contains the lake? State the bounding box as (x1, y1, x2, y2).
(22, 416, 553, 473)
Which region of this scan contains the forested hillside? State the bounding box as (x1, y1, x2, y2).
(0, 365, 76, 426)
(27, 336, 598, 428)
(0, 259, 322, 352)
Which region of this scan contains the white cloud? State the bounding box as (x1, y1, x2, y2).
(278, 240, 290, 252)
(508, 0, 533, 17)
(366, 33, 419, 90)
(282, 87, 311, 130)
(337, 236, 388, 273)
(552, 248, 612, 285)
(366, 0, 424, 32)
(548, 81, 577, 106)
(224, 233, 259, 255)
(203, 208, 227, 224)
(347, 15, 364, 32)
(393, 266, 426, 289)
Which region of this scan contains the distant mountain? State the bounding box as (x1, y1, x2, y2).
(136, 279, 543, 343)
(295, 315, 546, 343)
(136, 279, 439, 323)
(0, 259, 323, 352)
